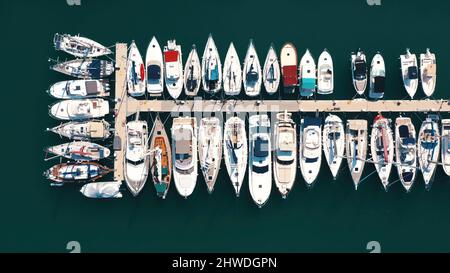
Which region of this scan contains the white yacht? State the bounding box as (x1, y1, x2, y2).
(351, 49, 368, 95)
(202, 34, 222, 93)
(223, 116, 247, 196)
(45, 141, 110, 161)
(198, 117, 222, 193)
(53, 33, 112, 58)
(441, 119, 450, 176)
(243, 40, 262, 97)
(164, 40, 183, 99)
(223, 43, 242, 96)
(370, 114, 394, 191)
(395, 117, 417, 192)
(127, 41, 146, 97)
(184, 45, 201, 97)
(273, 111, 297, 198)
(172, 117, 198, 198)
(299, 49, 316, 97)
(48, 80, 110, 99)
(299, 117, 322, 186)
(418, 115, 441, 189)
(420, 49, 437, 97)
(124, 119, 149, 196)
(317, 49, 334, 95)
(50, 59, 114, 79)
(346, 120, 368, 190)
(47, 119, 111, 140)
(400, 49, 419, 98)
(263, 45, 280, 94)
(322, 114, 345, 179)
(146, 36, 164, 96)
(368, 53, 386, 100)
(249, 115, 272, 208)
(49, 99, 109, 120)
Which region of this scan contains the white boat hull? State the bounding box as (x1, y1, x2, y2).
(146, 36, 164, 96)
(243, 40, 262, 97)
(263, 46, 280, 94)
(223, 43, 242, 96)
(317, 50, 334, 94)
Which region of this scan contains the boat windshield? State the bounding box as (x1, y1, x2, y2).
(147, 65, 161, 82)
(408, 66, 418, 79)
(354, 61, 367, 79)
(277, 157, 294, 166)
(402, 172, 414, 183)
(252, 164, 268, 174)
(254, 137, 269, 158)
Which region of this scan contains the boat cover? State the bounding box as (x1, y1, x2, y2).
(302, 78, 315, 90)
(164, 51, 179, 62)
(85, 80, 99, 95)
(282, 65, 298, 86)
(374, 76, 385, 93)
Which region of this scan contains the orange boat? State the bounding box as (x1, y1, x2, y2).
(149, 116, 172, 199)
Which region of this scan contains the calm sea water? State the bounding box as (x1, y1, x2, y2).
(1, 0, 449, 253)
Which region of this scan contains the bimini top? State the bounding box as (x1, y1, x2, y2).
(355, 60, 367, 78)
(164, 50, 179, 62)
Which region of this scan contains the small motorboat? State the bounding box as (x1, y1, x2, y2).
(124, 119, 149, 196)
(400, 49, 419, 99)
(280, 42, 298, 94)
(202, 34, 222, 93)
(317, 49, 334, 95)
(48, 80, 110, 99)
(47, 119, 111, 140)
(418, 115, 441, 188)
(146, 36, 164, 96)
(127, 41, 146, 97)
(369, 53, 386, 100)
(223, 116, 247, 197)
(370, 114, 394, 190)
(263, 45, 280, 95)
(351, 49, 368, 95)
(172, 117, 198, 198)
(49, 98, 109, 120)
(249, 115, 272, 208)
(299, 49, 316, 97)
(420, 49, 437, 97)
(80, 182, 123, 199)
(346, 120, 368, 190)
(223, 43, 242, 96)
(441, 119, 450, 176)
(44, 162, 112, 186)
(149, 116, 172, 199)
(50, 59, 114, 79)
(273, 111, 297, 198)
(45, 141, 110, 161)
(198, 117, 222, 193)
(243, 40, 262, 97)
(395, 117, 417, 192)
(299, 117, 322, 186)
(322, 114, 345, 179)
(53, 33, 112, 58)
(184, 45, 201, 97)
(164, 40, 183, 99)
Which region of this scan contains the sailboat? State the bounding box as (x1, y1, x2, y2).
(345, 120, 368, 190)
(146, 36, 164, 96)
(420, 49, 437, 97)
(202, 34, 222, 93)
(44, 162, 112, 186)
(263, 45, 280, 95)
(163, 40, 183, 99)
(317, 49, 334, 95)
(49, 98, 109, 120)
(441, 119, 450, 176)
(223, 116, 247, 197)
(322, 115, 345, 179)
(249, 115, 272, 208)
(280, 42, 298, 94)
(223, 43, 242, 96)
(183, 45, 201, 97)
(53, 33, 112, 58)
(395, 117, 417, 192)
(45, 141, 110, 161)
(243, 40, 262, 97)
(198, 117, 222, 193)
(299, 117, 322, 186)
(172, 117, 198, 198)
(80, 182, 123, 199)
(418, 115, 441, 188)
(351, 49, 368, 95)
(273, 111, 297, 198)
(47, 119, 111, 140)
(149, 116, 172, 199)
(126, 41, 146, 97)
(368, 53, 386, 100)
(124, 118, 149, 196)
(48, 79, 110, 99)
(370, 114, 394, 190)
(400, 49, 419, 98)
(50, 59, 115, 79)
(299, 49, 316, 97)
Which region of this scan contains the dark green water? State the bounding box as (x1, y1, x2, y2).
(1, 0, 449, 253)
